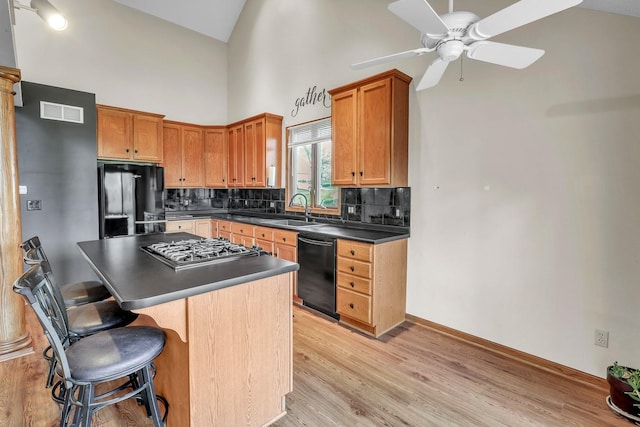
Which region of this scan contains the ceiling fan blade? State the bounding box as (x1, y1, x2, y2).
(468, 0, 583, 40)
(416, 58, 449, 90)
(351, 47, 431, 70)
(388, 0, 449, 37)
(466, 41, 544, 69)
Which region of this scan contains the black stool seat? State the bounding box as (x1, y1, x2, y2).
(66, 326, 165, 382)
(61, 280, 112, 307)
(67, 301, 139, 337)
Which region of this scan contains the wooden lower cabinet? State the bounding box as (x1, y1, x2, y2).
(273, 229, 299, 303)
(166, 219, 212, 238)
(336, 238, 407, 338)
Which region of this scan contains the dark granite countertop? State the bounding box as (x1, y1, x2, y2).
(207, 212, 410, 244)
(77, 233, 299, 310)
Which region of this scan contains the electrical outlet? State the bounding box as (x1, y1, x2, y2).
(595, 329, 609, 348)
(347, 206, 355, 214)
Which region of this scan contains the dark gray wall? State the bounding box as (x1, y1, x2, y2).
(16, 81, 99, 283)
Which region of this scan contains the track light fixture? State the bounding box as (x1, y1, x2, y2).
(13, 0, 68, 31)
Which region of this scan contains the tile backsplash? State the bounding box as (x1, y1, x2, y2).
(166, 187, 410, 227)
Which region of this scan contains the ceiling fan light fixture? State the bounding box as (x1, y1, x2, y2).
(437, 40, 464, 62)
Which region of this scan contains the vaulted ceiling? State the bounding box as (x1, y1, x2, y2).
(112, 0, 640, 43)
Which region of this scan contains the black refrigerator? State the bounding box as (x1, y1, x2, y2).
(98, 163, 165, 238)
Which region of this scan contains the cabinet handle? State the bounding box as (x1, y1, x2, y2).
(282, 238, 286, 242)
(261, 233, 265, 238)
(360, 171, 363, 176)
(350, 282, 355, 288)
(134, 149, 138, 154)
(351, 171, 355, 177)
(350, 266, 355, 272)
(125, 149, 130, 153)
(240, 229, 243, 233)
(222, 178, 225, 182)
(350, 250, 355, 255)
(349, 303, 354, 309)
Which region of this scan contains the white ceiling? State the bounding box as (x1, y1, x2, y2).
(111, 0, 246, 43)
(112, 0, 640, 43)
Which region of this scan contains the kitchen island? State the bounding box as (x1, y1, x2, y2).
(78, 233, 298, 427)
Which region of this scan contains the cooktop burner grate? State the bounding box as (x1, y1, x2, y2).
(140, 238, 266, 271)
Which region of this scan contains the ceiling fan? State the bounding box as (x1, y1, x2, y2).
(352, 0, 583, 90)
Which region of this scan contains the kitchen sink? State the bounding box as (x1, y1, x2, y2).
(264, 219, 319, 227)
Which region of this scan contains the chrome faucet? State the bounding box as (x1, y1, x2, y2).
(289, 193, 311, 222)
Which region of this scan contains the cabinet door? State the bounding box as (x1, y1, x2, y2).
(228, 124, 245, 187)
(253, 118, 266, 187)
(244, 120, 256, 186)
(163, 124, 183, 187)
(97, 108, 132, 160)
(133, 114, 163, 162)
(331, 89, 358, 186)
(204, 128, 227, 187)
(274, 243, 296, 262)
(195, 220, 212, 238)
(358, 78, 391, 185)
(182, 126, 204, 187)
(244, 118, 267, 187)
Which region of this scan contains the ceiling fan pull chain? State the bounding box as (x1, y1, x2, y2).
(459, 56, 464, 82)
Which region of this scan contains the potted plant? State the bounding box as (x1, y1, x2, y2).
(607, 361, 640, 418)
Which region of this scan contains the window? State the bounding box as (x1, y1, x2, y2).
(287, 117, 339, 212)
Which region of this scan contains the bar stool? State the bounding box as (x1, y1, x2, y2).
(20, 236, 111, 307)
(23, 248, 138, 390)
(13, 263, 166, 427)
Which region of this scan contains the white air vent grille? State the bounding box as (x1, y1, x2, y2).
(40, 101, 84, 124)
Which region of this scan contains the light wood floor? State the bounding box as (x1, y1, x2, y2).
(0, 305, 630, 426)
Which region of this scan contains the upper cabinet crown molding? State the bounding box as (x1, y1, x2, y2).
(97, 104, 165, 163)
(329, 69, 411, 187)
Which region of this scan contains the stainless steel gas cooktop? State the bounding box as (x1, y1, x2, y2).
(140, 238, 266, 271)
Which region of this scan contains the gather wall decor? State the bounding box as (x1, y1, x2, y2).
(291, 85, 330, 117)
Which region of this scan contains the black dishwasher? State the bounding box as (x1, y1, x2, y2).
(297, 233, 339, 319)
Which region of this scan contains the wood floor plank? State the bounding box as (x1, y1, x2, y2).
(0, 304, 632, 426)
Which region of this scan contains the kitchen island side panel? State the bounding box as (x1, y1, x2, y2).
(134, 272, 293, 427)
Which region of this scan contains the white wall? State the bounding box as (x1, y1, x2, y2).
(13, 0, 228, 124)
(228, 0, 640, 377)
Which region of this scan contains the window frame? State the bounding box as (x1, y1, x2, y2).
(285, 117, 340, 215)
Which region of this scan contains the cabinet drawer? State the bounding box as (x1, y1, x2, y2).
(336, 272, 372, 295)
(274, 229, 297, 247)
(218, 220, 232, 233)
(254, 226, 275, 241)
(231, 222, 254, 237)
(337, 256, 371, 279)
(337, 240, 372, 263)
(166, 220, 194, 233)
(337, 288, 372, 324)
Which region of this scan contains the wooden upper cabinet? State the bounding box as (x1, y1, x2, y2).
(182, 126, 204, 187)
(328, 70, 411, 187)
(331, 89, 358, 186)
(204, 127, 227, 188)
(229, 113, 282, 189)
(227, 124, 245, 187)
(244, 118, 267, 187)
(97, 105, 164, 162)
(162, 121, 204, 188)
(133, 114, 164, 162)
